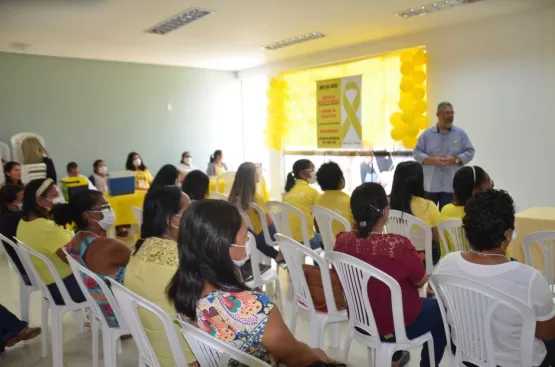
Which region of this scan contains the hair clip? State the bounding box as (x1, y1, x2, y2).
(359, 221, 367, 227)
(369, 204, 381, 212)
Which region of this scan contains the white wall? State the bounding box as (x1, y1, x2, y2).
(239, 7, 555, 210)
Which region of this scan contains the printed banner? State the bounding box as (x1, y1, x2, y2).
(316, 75, 362, 148)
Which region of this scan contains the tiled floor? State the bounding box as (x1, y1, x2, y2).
(0, 250, 449, 367)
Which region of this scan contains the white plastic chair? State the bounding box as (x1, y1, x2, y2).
(437, 219, 469, 255)
(266, 201, 319, 254)
(522, 231, 555, 290)
(0, 141, 10, 162)
(276, 234, 347, 349)
(0, 233, 40, 322)
(325, 251, 435, 365)
(11, 132, 45, 164)
(312, 205, 351, 252)
(430, 274, 535, 367)
(131, 206, 143, 228)
(176, 319, 271, 367)
(209, 192, 228, 200)
(246, 202, 279, 263)
(107, 279, 189, 367)
(21, 163, 47, 185)
(0, 162, 3, 185)
(15, 238, 90, 367)
(215, 171, 236, 195)
(386, 210, 434, 274)
(64, 250, 130, 367)
(244, 234, 283, 310)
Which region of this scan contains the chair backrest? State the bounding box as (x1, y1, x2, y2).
(107, 279, 187, 367)
(176, 319, 271, 367)
(215, 171, 236, 195)
(0, 141, 10, 162)
(11, 133, 45, 164)
(15, 238, 82, 308)
(0, 162, 3, 185)
(245, 233, 267, 283)
(209, 192, 228, 201)
(277, 234, 342, 316)
(0, 233, 38, 287)
(430, 274, 535, 367)
(131, 206, 143, 228)
(63, 249, 128, 330)
(311, 205, 351, 252)
(21, 163, 47, 185)
(266, 201, 311, 249)
(437, 219, 468, 254)
(386, 209, 433, 273)
(249, 202, 277, 247)
(522, 231, 555, 285)
(325, 251, 410, 342)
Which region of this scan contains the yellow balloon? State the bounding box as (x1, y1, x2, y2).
(390, 112, 404, 127)
(400, 50, 414, 64)
(413, 50, 427, 66)
(403, 135, 418, 149)
(402, 112, 415, 124)
(400, 78, 414, 94)
(391, 127, 404, 141)
(400, 63, 414, 76)
(269, 78, 280, 89)
(414, 100, 427, 115)
(404, 124, 419, 137)
(415, 115, 429, 129)
(412, 70, 427, 84)
(399, 97, 414, 113)
(412, 87, 426, 100)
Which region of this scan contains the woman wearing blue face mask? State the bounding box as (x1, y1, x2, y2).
(53, 189, 130, 326)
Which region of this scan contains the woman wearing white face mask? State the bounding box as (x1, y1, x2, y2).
(90, 159, 109, 193)
(167, 200, 336, 366)
(178, 151, 195, 174)
(125, 151, 153, 190)
(283, 159, 323, 250)
(53, 189, 130, 327)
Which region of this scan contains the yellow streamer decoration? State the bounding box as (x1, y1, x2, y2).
(340, 81, 362, 140)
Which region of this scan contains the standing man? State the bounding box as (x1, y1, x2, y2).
(413, 102, 475, 210)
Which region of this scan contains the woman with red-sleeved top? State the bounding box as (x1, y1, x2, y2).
(335, 182, 446, 367)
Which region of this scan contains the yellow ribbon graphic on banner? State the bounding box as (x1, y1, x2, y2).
(340, 81, 362, 140)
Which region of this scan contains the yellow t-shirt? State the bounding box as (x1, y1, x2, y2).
(440, 203, 465, 221)
(214, 165, 226, 177)
(125, 237, 196, 365)
(16, 218, 73, 285)
(248, 194, 268, 235)
(410, 197, 441, 226)
(314, 190, 354, 237)
(135, 169, 153, 190)
(283, 180, 319, 241)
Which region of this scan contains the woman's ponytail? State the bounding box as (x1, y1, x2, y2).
(284, 172, 296, 192)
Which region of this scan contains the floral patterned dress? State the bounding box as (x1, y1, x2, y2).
(195, 290, 277, 367)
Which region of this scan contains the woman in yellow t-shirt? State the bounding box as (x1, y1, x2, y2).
(228, 162, 285, 265)
(206, 149, 228, 177)
(125, 152, 153, 190)
(283, 159, 322, 250)
(441, 166, 493, 220)
(390, 161, 442, 265)
(314, 161, 354, 237)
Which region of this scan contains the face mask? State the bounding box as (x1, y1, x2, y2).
(133, 159, 141, 167)
(52, 196, 66, 205)
(183, 157, 192, 166)
(92, 208, 116, 230)
(308, 171, 317, 184)
(512, 230, 517, 241)
(230, 236, 251, 267)
(98, 166, 108, 175)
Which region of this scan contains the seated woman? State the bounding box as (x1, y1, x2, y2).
(0, 303, 41, 354)
(125, 152, 153, 190)
(206, 149, 228, 177)
(0, 184, 30, 285)
(335, 183, 446, 367)
(441, 165, 493, 220)
(181, 170, 209, 201)
(166, 199, 335, 366)
(16, 179, 85, 305)
(124, 186, 196, 366)
(150, 164, 180, 190)
(3, 162, 23, 186)
(21, 137, 57, 183)
(390, 161, 441, 265)
(434, 189, 555, 367)
(89, 159, 108, 193)
(283, 159, 322, 250)
(228, 162, 285, 265)
(178, 151, 195, 174)
(52, 190, 130, 327)
(315, 161, 354, 237)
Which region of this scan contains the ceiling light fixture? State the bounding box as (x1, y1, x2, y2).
(146, 8, 213, 35)
(394, 0, 485, 19)
(263, 32, 325, 51)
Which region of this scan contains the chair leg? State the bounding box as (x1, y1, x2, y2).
(91, 317, 100, 367)
(74, 310, 85, 334)
(117, 337, 122, 355)
(20, 284, 30, 322)
(41, 298, 49, 358)
(309, 320, 322, 348)
(375, 346, 392, 367)
(289, 302, 298, 334)
(328, 322, 341, 349)
(103, 329, 117, 367)
(274, 278, 283, 311)
(427, 338, 435, 367)
(51, 310, 64, 367)
(342, 327, 354, 363)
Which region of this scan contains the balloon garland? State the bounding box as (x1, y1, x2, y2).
(265, 77, 289, 151)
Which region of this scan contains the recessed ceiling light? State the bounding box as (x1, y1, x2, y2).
(263, 32, 325, 50)
(146, 8, 213, 35)
(394, 0, 485, 19)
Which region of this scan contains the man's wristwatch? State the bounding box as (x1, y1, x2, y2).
(455, 157, 461, 165)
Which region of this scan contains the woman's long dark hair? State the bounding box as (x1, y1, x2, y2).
(3, 161, 23, 186)
(134, 186, 182, 253)
(209, 150, 222, 164)
(150, 165, 179, 190)
(125, 152, 147, 171)
(389, 161, 426, 215)
(166, 200, 248, 321)
(453, 166, 488, 206)
(351, 183, 389, 238)
(22, 178, 55, 220)
(181, 170, 209, 201)
(51, 190, 103, 229)
(284, 159, 312, 192)
(0, 184, 24, 215)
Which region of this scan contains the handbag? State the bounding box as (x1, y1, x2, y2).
(302, 264, 347, 312)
